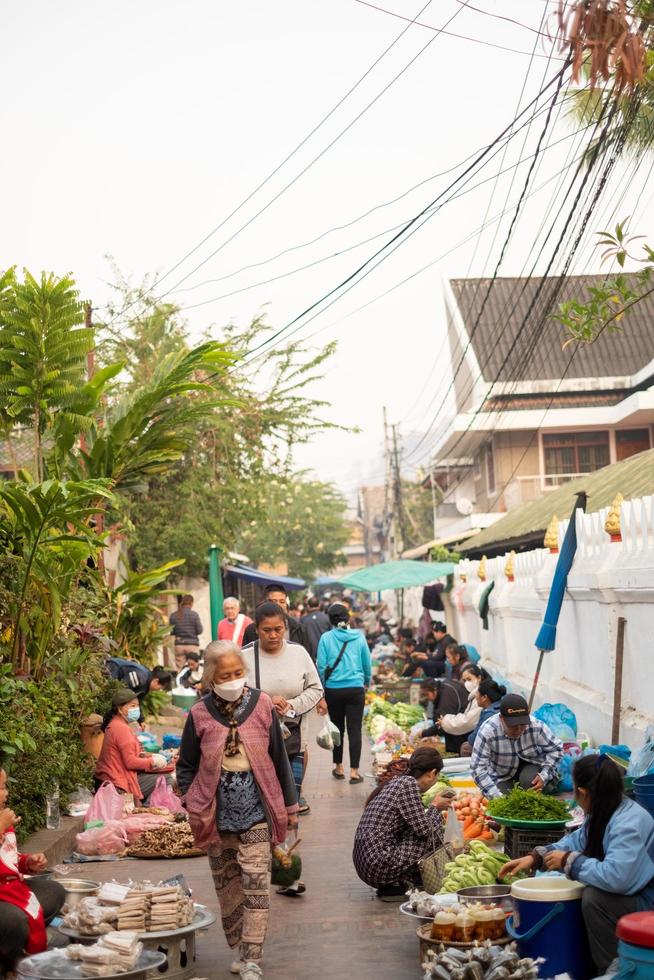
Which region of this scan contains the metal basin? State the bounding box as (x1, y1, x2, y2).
(52, 878, 99, 909)
(456, 884, 513, 912)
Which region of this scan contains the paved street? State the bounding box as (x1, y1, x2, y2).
(65, 725, 419, 979)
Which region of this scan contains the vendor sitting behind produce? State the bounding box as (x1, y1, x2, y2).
(471, 693, 562, 798)
(95, 688, 170, 803)
(353, 747, 451, 901)
(459, 677, 508, 756)
(0, 768, 66, 974)
(500, 754, 654, 974)
(420, 666, 487, 755)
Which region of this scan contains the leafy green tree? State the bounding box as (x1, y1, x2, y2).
(556, 220, 654, 343)
(99, 294, 345, 577)
(237, 475, 348, 580)
(0, 271, 92, 479)
(0, 477, 113, 673)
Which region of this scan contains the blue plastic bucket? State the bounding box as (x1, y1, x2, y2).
(615, 939, 654, 979)
(507, 877, 592, 980)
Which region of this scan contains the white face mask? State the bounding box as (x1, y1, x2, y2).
(213, 678, 246, 702)
(464, 680, 478, 694)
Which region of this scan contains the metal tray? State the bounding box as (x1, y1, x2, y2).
(18, 949, 166, 979)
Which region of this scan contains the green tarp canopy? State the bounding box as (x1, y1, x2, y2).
(338, 559, 454, 592)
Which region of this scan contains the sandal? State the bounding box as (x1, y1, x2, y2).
(349, 775, 364, 784)
(332, 768, 345, 780)
(277, 882, 306, 897)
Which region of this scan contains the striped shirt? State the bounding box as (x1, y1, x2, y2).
(470, 713, 563, 799)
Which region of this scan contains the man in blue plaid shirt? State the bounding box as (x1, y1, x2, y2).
(470, 694, 563, 799)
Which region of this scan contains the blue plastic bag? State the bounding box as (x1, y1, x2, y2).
(627, 728, 654, 777)
(534, 702, 578, 740)
(463, 644, 481, 665)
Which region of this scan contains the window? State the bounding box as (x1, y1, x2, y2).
(473, 453, 482, 481)
(542, 431, 609, 486)
(616, 428, 651, 462)
(485, 442, 495, 493)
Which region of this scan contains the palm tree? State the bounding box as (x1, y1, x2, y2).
(0, 271, 93, 480)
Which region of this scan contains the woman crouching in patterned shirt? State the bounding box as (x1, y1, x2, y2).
(177, 641, 299, 980)
(353, 747, 452, 901)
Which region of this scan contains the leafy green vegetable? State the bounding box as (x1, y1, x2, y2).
(486, 788, 569, 822)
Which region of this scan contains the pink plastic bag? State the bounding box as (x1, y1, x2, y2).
(75, 821, 128, 856)
(85, 782, 125, 825)
(121, 813, 172, 843)
(149, 775, 185, 815)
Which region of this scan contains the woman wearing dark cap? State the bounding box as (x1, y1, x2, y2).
(95, 688, 170, 803)
(316, 602, 371, 785)
(353, 747, 450, 901)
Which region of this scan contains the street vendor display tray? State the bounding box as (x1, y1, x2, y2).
(17, 948, 166, 979)
(59, 904, 216, 942)
(417, 923, 512, 950)
(399, 902, 432, 922)
(490, 815, 568, 830)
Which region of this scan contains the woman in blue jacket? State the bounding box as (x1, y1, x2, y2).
(317, 603, 371, 785)
(500, 754, 654, 974)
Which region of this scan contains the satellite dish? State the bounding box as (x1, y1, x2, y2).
(456, 497, 474, 516)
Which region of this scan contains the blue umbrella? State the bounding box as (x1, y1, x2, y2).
(529, 491, 587, 708)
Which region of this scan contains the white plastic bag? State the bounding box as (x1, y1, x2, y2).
(443, 805, 464, 850)
(316, 718, 341, 751)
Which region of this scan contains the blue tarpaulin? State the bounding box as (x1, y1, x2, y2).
(224, 564, 306, 590)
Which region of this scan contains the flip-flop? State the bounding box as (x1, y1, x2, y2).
(349, 775, 364, 784)
(332, 769, 346, 780)
(276, 882, 306, 897)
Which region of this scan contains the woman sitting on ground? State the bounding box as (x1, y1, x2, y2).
(419, 678, 468, 753)
(353, 747, 450, 901)
(0, 768, 66, 975)
(177, 642, 298, 980)
(459, 677, 507, 756)
(95, 688, 170, 804)
(421, 665, 488, 754)
(500, 755, 654, 975)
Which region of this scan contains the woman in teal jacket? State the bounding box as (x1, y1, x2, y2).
(317, 603, 371, 785)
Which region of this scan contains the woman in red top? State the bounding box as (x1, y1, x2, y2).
(0, 768, 65, 974)
(95, 688, 169, 803)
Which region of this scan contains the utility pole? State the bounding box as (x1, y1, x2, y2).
(382, 406, 391, 561)
(391, 423, 405, 559)
(429, 456, 438, 539)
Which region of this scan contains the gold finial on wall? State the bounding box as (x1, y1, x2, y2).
(505, 550, 515, 582)
(544, 515, 559, 553)
(605, 493, 624, 542)
(478, 555, 487, 581)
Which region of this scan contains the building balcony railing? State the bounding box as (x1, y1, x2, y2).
(506, 472, 594, 506)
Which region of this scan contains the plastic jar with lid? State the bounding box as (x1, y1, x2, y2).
(488, 906, 506, 940)
(430, 911, 457, 942)
(453, 912, 476, 943)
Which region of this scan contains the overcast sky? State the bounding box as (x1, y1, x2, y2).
(4, 0, 652, 503)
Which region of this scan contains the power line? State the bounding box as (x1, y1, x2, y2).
(175, 120, 584, 314)
(352, 0, 568, 60)
(98, 0, 439, 328)
(237, 62, 572, 366)
(152, 0, 473, 303)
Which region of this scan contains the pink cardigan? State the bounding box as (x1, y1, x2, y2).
(180, 692, 297, 847)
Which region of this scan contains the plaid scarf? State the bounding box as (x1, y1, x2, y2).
(212, 685, 251, 756)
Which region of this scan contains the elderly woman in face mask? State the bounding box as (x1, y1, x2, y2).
(177, 641, 298, 980)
